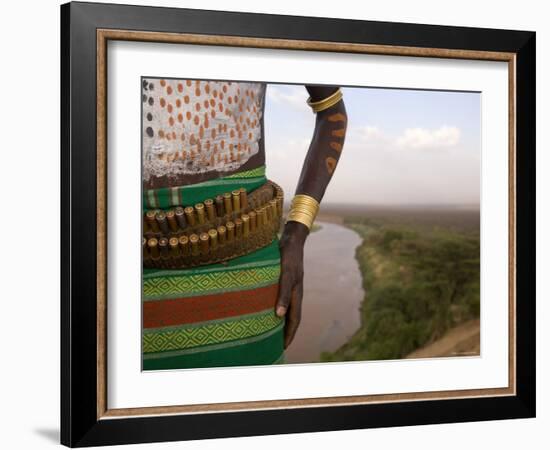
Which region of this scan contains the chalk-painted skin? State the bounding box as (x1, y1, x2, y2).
(142, 79, 266, 189)
(276, 86, 347, 349)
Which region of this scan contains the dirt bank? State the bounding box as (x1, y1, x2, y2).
(406, 319, 480, 359)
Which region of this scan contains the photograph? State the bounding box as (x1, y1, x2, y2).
(141, 78, 481, 370)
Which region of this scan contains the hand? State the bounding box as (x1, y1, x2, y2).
(275, 221, 309, 349)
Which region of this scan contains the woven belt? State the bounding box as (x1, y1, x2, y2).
(143, 180, 284, 269)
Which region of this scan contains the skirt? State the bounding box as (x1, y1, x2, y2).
(142, 166, 285, 370)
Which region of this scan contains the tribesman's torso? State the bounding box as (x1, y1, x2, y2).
(142, 78, 266, 189)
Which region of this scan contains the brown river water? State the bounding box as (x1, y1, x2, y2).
(284, 222, 364, 364)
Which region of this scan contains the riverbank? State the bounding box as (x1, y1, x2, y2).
(321, 208, 480, 362)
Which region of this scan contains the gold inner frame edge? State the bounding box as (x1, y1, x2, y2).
(96, 28, 517, 420)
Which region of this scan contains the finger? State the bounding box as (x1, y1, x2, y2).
(284, 284, 303, 348)
(275, 272, 293, 317)
(284, 282, 303, 349)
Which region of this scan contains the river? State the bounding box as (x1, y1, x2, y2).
(284, 222, 364, 364)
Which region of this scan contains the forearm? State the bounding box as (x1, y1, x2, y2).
(275, 86, 347, 342)
(296, 101, 347, 199)
(287, 86, 348, 239)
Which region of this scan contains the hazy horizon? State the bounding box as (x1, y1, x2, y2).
(286, 201, 480, 209)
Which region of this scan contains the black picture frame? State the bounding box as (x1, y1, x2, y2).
(61, 1, 535, 447)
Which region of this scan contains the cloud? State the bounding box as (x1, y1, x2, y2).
(267, 85, 308, 111)
(396, 126, 461, 150)
(328, 124, 462, 152)
(351, 125, 388, 146)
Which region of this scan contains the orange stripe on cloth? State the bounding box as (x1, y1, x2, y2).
(143, 283, 279, 328)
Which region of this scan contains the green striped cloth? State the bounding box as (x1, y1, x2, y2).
(143, 165, 266, 209)
(142, 165, 285, 371)
(143, 241, 285, 370)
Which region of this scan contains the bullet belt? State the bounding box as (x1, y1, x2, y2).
(143, 180, 284, 269)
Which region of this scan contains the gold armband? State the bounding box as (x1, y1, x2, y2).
(306, 88, 343, 113)
(286, 194, 320, 230)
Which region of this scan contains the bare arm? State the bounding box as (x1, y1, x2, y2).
(276, 85, 348, 348)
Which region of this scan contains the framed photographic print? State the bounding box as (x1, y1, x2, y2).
(60, 1, 536, 447)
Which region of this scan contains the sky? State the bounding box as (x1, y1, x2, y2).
(264, 84, 481, 206)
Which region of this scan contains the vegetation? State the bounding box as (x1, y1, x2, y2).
(321, 211, 480, 362)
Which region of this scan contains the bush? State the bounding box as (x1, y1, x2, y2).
(382, 230, 403, 251)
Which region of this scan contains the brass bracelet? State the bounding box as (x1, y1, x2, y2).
(306, 88, 343, 113)
(286, 194, 320, 230)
